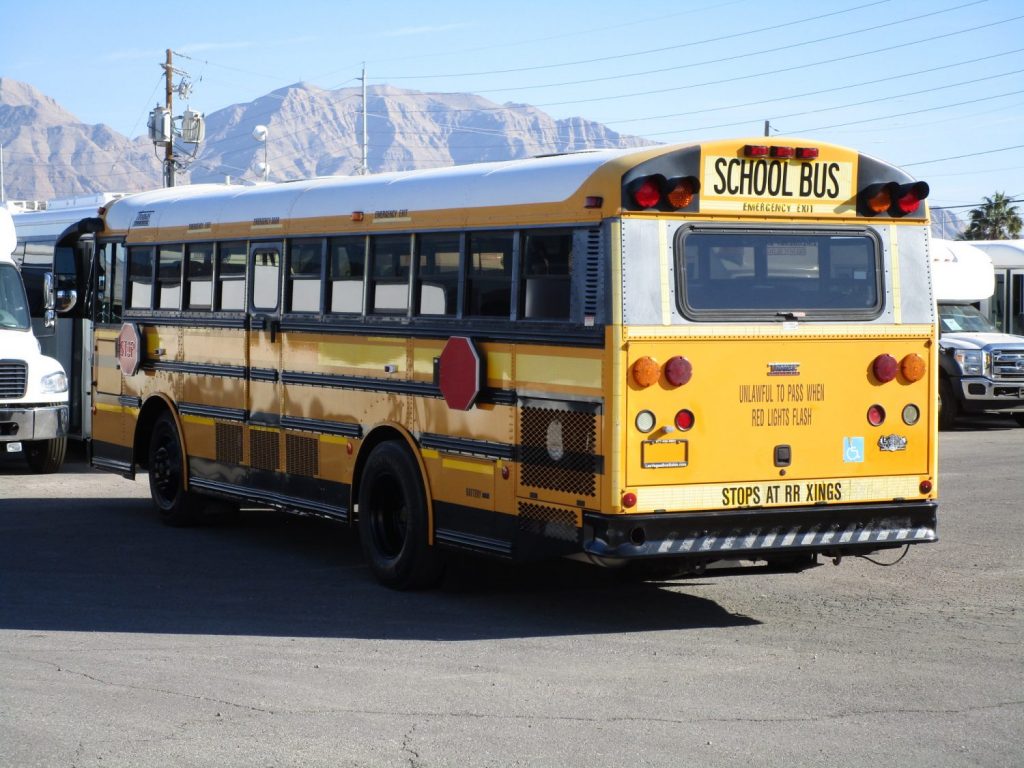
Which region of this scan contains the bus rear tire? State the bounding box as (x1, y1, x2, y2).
(148, 412, 200, 527)
(358, 441, 443, 590)
(25, 437, 67, 474)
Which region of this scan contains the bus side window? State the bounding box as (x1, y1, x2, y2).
(186, 243, 214, 310)
(328, 236, 365, 314)
(369, 235, 411, 314)
(522, 231, 572, 320)
(156, 244, 183, 310)
(415, 233, 460, 317)
(127, 246, 155, 310)
(467, 231, 513, 318)
(287, 238, 324, 314)
(251, 247, 281, 311)
(217, 241, 247, 311)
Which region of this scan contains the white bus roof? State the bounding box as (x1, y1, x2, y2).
(966, 240, 1024, 270)
(931, 239, 994, 302)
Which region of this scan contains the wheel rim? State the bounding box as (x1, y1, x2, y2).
(367, 469, 409, 558)
(151, 426, 181, 505)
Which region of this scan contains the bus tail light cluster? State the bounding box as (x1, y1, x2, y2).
(872, 353, 926, 384)
(631, 355, 693, 388)
(626, 175, 700, 211)
(859, 181, 929, 217)
(869, 353, 926, 427)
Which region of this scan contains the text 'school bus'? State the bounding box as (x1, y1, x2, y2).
(75, 138, 938, 588)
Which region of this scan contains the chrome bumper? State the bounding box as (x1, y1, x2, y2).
(0, 405, 69, 441)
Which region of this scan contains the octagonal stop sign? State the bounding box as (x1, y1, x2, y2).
(438, 336, 482, 411)
(116, 322, 142, 377)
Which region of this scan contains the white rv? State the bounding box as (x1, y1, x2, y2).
(932, 239, 1024, 429)
(0, 206, 69, 471)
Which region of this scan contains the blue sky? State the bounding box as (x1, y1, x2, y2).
(3, 0, 1022, 215)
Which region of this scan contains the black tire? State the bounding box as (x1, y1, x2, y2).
(938, 378, 957, 431)
(1013, 413, 1024, 428)
(358, 441, 443, 589)
(25, 437, 67, 474)
(148, 412, 200, 526)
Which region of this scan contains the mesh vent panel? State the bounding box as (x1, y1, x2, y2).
(286, 434, 319, 477)
(250, 429, 280, 472)
(215, 422, 243, 465)
(518, 502, 580, 542)
(583, 228, 601, 317)
(520, 405, 597, 498)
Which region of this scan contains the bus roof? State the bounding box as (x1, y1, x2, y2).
(967, 240, 1024, 270)
(100, 146, 656, 236)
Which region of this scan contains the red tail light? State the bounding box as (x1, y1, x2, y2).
(674, 409, 695, 431)
(873, 354, 898, 383)
(895, 181, 930, 214)
(631, 178, 662, 209)
(770, 146, 794, 158)
(664, 355, 693, 386)
(795, 147, 819, 159)
(744, 145, 769, 157)
(622, 492, 638, 509)
(867, 404, 886, 426)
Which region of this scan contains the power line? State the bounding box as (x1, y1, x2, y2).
(374, 0, 893, 80)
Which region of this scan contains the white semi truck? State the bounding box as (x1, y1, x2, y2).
(0, 206, 69, 472)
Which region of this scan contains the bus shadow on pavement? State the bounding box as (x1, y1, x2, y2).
(0, 496, 759, 640)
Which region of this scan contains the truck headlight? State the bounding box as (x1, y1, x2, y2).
(953, 349, 986, 376)
(40, 371, 68, 394)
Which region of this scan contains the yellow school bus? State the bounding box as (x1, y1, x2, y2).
(81, 137, 938, 587)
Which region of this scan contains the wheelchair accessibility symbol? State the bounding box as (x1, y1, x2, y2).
(843, 437, 865, 463)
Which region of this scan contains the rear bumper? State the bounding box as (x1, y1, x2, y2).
(0, 404, 69, 441)
(583, 501, 937, 563)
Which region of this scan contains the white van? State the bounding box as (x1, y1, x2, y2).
(0, 206, 69, 472)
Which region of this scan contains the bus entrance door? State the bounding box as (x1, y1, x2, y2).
(247, 242, 283, 489)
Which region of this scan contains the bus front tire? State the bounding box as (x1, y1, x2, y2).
(358, 441, 443, 590)
(25, 437, 67, 474)
(148, 412, 200, 527)
(938, 378, 957, 431)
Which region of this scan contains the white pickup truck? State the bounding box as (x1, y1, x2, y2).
(0, 206, 69, 471)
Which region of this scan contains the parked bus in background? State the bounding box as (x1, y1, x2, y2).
(70, 138, 938, 588)
(8, 193, 127, 441)
(968, 240, 1024, 337)
(0, 206, 69, 472)
(932, 239, 1024, 429)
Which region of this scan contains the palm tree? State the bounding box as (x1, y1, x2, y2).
(958, 192, 1022, 240)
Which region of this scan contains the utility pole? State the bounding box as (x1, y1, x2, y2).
(163, 49, 175, 187)
(359, 63, 369, 176)
(764, 120, 770, 137)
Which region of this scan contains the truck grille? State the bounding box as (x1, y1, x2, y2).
(992, 350, 1024, 380)
(0, 361, 28, 398)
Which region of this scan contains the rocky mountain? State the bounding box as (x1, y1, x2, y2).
(0, 78, 651, 200)
(0, 78, 163, 200)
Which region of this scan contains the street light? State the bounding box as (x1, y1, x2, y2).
(252, 125, 269, 182)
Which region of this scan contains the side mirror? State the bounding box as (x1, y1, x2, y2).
(56, 289, 78, 312)
(43, 272, 56, 311)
